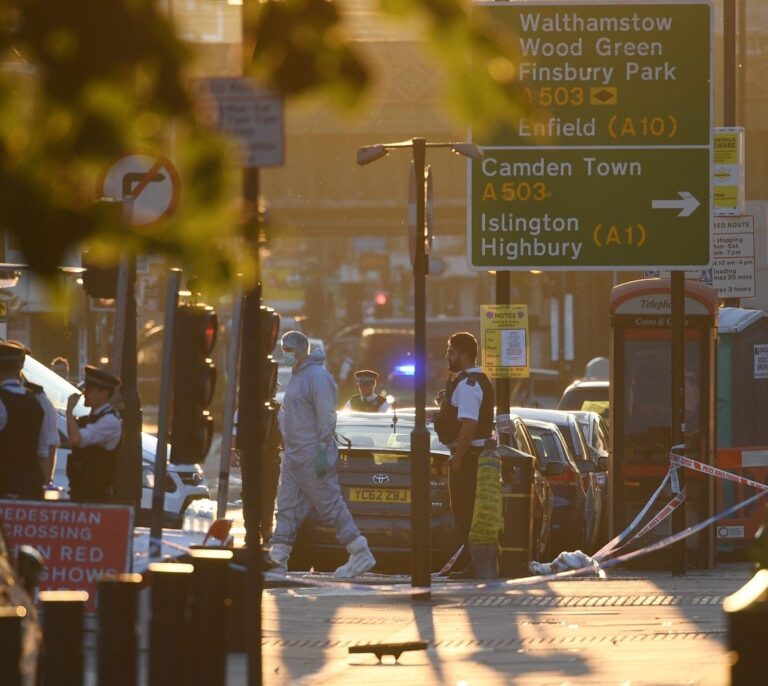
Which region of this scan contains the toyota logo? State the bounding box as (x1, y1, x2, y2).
(372, 473, 390, 485)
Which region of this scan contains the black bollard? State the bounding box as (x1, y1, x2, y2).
(0, 606, 26, 686)
(190, 549, 234, 686)
(39, 590, 88, 686)
(724, 569, 768, 685)
(97, 573, 143, 686)
(227, 558, 246, 653)
(148, 562, 193, 686)
(495, 444, 535, 577)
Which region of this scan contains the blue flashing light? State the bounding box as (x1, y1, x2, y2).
(394, 364, 415, 376)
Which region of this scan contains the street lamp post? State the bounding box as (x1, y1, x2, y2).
(357, 138, 483, 595)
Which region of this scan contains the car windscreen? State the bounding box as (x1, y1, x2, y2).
(336, 416, 449, 454)
(527, 426, 565, 466)
(558, 386, 609, 412)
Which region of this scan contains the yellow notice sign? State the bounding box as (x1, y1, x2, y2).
(481, 304, 529, 379)
(714, 127, 744, 215)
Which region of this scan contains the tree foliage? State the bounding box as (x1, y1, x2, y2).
(0, 0, 525, 287)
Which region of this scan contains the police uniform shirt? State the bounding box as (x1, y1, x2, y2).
(450, 367, 487, 448)
(79, 404, 121, 450)
(343, 394, 390, 412)
(36, 392, 60, 451)
(0, 379, 49, 458)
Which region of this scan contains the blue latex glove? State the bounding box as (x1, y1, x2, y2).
(315, 442, 328, 478)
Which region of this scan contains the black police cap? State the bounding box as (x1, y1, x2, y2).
(83, 365, 122, 390)
(0, 341, 26, 363)
(354, 369, 379, 382)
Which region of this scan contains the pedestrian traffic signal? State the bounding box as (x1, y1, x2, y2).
(259, 305, 280, 403)
(170, 303, 218, 464)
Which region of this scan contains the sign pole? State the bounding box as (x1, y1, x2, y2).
(671, 270, 686, 575)
(238, 167, 265, 685)
(723, 0, 739, 308)
(217, 279, 244, 520)
(411, 137, 432, 599)
(495, 271, 511, 445)
(112, 197, 142, 509)
(149, 269, 182, 558)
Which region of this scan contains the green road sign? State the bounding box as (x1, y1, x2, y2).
(468, 0, 713, 271)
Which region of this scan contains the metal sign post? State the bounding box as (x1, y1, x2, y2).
(217, 279, 244, 520)
(149, 269, 182, 558)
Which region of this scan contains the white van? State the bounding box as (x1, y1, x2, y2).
(21, 354, 210, 527)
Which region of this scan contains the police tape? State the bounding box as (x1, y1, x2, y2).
(597, 449, 768, 561)
(597, 487, 687, 561)
(215, 449, 768, 596)
(671, 453, 768, 492)
(264, 484, 768, 597)
(593, 468, 673, 560)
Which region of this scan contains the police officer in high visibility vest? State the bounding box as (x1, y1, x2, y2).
(66, 365, 122, 502)
(343, 370, 390, 412)
(433, 332, 495, 579)
(0, 341, 46, 499)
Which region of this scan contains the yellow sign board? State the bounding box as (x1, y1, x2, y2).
(481, 305, 530, 379)
(714, 127, 745, 215)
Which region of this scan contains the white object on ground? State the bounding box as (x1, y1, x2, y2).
(529, 550, 594, 576)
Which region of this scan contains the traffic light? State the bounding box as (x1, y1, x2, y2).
(170, 303, 218, 464)
(81, 251, 118, 299)
(258, 304, 280, 404)
(373, 290, 392, 318)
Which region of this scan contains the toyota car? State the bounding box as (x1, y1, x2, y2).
(289, 410, 555, 574)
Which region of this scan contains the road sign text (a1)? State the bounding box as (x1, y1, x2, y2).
(468, 1, 712, 271)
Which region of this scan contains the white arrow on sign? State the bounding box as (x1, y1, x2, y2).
(651, 191, 700, 217)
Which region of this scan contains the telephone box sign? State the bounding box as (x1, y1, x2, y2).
(468, 1, 713, 270)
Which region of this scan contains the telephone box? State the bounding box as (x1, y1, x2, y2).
(609, 278, 717, 567)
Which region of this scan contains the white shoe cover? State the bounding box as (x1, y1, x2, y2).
(268, 543, 291, 574)
(334, 536, 376, 578)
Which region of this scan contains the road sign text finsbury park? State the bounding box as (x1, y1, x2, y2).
(468, 1, 713, 271)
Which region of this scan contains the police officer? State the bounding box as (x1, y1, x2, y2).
(22, 375, 60, 484)
(0, 341, 46, 498)
(66, 365, 122, 502)
(434, 332, 494, 579)
(343, 370, 390, 412)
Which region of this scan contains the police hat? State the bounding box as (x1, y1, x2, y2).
(354, 370, 379, 382)
(0, 340, 26, 363)
(82, 365, 121, 391)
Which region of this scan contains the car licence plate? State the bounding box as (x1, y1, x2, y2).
(350, 487, 411, 503)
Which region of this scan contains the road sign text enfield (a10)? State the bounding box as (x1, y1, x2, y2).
(468, 1, 713, 271)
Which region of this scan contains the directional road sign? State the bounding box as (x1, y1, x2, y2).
(468, 0, 713, 271)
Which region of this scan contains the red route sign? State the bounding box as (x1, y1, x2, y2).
(0, 499, 134, 609)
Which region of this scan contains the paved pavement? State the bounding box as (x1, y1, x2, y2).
(211, 562, 750, 685)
